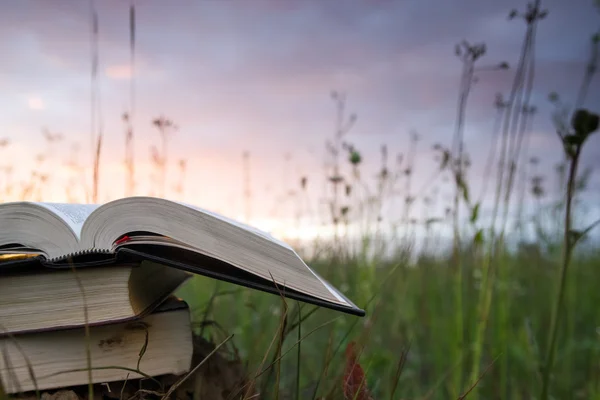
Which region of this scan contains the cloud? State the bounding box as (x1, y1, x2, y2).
(105, 65, 132, 80)
(27, 96, 45, 110)
(1, 0, 599, 223)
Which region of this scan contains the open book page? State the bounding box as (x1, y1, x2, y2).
(174, 200, 348, 305)
(38, 203, 100, 240)
(176, 201, 293, 249)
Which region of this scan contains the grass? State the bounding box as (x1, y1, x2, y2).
(1, 1, 600, 399)
(176, 245, 600, 399)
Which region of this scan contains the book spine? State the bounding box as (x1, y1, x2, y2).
(47, 248, 113, 263)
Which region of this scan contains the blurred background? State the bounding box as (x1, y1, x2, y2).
(1, 1, 599, 399)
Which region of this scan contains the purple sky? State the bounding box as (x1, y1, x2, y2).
(0, 0, 599, 238)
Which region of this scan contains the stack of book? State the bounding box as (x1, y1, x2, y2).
(0, 196, 364, 395)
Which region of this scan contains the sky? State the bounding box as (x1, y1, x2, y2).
(0, 0, 599, 241)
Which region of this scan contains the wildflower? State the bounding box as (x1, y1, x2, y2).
(343, 341, 373, 400)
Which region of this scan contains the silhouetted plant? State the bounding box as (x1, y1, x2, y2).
(151, 116, 178, 198)
(541, 105, 599, 399)
(325, 90, 357, 252)
(124, 0, 136, 197)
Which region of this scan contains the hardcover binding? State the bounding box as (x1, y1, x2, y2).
(0, 247, 366, 317)
(0, 295, 189, 338)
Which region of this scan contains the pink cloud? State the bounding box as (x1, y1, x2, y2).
(105, 65, 133, 80)
(27, 96, 45, 110)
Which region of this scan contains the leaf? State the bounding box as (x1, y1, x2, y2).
(300, 176, 307, 189)
(137, 327, 149, 370)
(569, 219, 600, 247)
(474, 229, 484, 245)
(456, 174, 470, 203)
(439, 150, 450, 170)
(571, 109, 599, 136)
(470, 203, 480, 224)
(329, 175, 344, 184)
(587, 112, 599, 134)
(568, 230, 584, 247)
(562, 142, 577, 158)
(563, 134, 583, 146)
(571, 109, 590, 134)
(129, 4, 136, 52)
(349, 150, 362, 165)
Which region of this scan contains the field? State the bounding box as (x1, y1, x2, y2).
(2, 1, 600, 399)
(176, 245, 600, 399)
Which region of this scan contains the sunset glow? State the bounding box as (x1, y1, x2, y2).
(0, 0, 598, 242)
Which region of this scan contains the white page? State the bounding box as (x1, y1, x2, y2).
(175, 200, 348, 304)
(175, 200, 293, 249)
(38, 203, 100, 240)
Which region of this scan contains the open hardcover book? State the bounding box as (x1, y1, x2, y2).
(0, 196, 364, 316)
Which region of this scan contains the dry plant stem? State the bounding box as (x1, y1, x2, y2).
(273, 301, 286, 400)
(125, 0, 136, 197)
(419, 351, 469, 400)
(497, 15, 537, 399)
(468, 251, 496, 386)
(450, 46, 475, 400)
(473, 7, 541, 399)
(402, 132, 419, 226)
(41, 366, 162, 388)
(238, 312, 283, 400)
(541, 19, 597, 400)
(491, 16, 531, 239)
(451, 54, 472, 240)
(0, 326, 40, 397)
(310, 321, 358, 399)
(389, 341, 410, 400)
(230, 317, 340, 400)
(575, 37, 598, 109)
(199, 281, 221, 338)
(251, 274, 289, 399)
(69, 262, 94, 400)
(119, 374, 129, 400)
(296, 304, 302, 400)
(1, 347, 20, 395)
(515, 110, 537, 236)
(477, 99, 505, 203)
(256, 318, 340, 381)
(89, 0, 103, 203)
(500, 26, 536, 236)
(89, 0, 98, 155)
(92, 134, 103, 203)
(295, 303, 301, 400)
(458, 355, 499, 400)
(541, 146, 581, 400)
(159, 334, 234, 400)
(258, 279, 289, 398)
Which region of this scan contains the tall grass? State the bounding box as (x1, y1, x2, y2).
(1, 1, 599, 399)
(176, 247, 600, 399)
